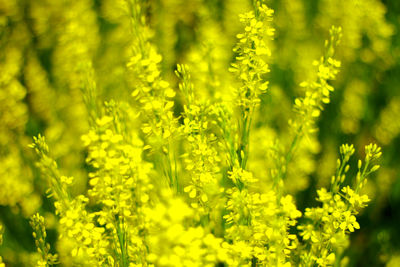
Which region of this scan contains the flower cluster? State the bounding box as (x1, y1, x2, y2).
(126, 0, 177, 149)
(176, 64, 221, 217)
(223, 166, 302, 266)
(229, 3, 274, 108)
(30, 213, 59, 266)
(30, 135, 109, 265)
(298, 143, 381, 266)
(291, 26, 342, 136)
(143, 193, 227, 267)
(82, 110, 154, 265)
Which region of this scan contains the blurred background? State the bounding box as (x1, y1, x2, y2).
(0, 0, 399, 265)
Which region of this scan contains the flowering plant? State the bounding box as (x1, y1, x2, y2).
(1, 0, 399, 266)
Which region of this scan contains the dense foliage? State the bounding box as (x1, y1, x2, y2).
(1, 0, 400, 266)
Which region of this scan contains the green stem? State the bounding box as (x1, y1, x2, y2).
(116, 219, 129, 267)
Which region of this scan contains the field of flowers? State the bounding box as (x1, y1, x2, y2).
(1, 0, 400, 266)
